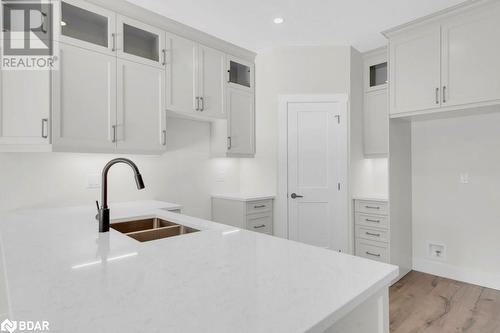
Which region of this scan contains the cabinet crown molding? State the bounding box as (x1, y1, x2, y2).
(382, 0, 495, 38)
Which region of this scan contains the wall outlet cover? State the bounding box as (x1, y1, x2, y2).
(427, 241, 446, 261)
(87, 173, 100, 189)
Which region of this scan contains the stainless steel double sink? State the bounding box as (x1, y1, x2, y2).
(111, 218, 199, 242)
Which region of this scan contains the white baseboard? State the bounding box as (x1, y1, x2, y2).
(413, 257, 500, 291)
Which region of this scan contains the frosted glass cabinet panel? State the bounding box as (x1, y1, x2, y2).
(370, 62, 387, 88)
(61, 2, 108, 47)
(123, 24, 159, 62)
(229, 61, 251, 88)
(117, 16, 165, 68)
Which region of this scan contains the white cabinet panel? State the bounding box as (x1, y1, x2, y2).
(53, 43, 116, 152)
(227, 87, 255, 156)
(389, 25, 441, 115)
(441, 4, 500, 107)
(0, 69, 50, 147)
(198, 45, 225, 118)
(364, 89, 388, 156)
(116, 59, 166, 154)
(165, 33, 197, 115)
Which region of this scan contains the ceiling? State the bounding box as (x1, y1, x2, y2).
(129, 0, 466, 53)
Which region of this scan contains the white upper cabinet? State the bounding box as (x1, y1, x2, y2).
(60, 0, 115, 55)
(165, 33, 198, 115)
(364, 89, 388, 156)
(441, 3, 500, 108)
(0, 69, 51, 150)
(227, 87, 255, 156)
(363, 48, 388, 156)
(116, 15, 166, 69)
(197, 45, 226, 118)
(387, 1, 500, 117)
(116, 59, 166, 154)
(166, 35, 227, 119)
(52, 43, 117, 153)
(389, 25, 442, 115)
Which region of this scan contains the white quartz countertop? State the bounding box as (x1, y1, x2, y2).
(0, 201, 398, 333)
(211, 193, 276, 201)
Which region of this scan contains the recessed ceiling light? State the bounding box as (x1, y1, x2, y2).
(60, 21, 67, 26)
(273, 17, 284, 24)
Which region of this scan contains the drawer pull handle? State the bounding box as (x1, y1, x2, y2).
(254, 205, 266, 209)
(366, 219, 380, 223)
(365, 206, 380, 210)
(366, 232, 381, 237)
(253, 225, 266, 229)
(366, 251, 381, 258)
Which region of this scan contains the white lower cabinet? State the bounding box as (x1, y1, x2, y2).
(116, 59, 166, 154)
(354, 199, 390, 264)
(211, 195, 274, 235)
(53, 43, 117, 153)
(0, 68, 51, 151)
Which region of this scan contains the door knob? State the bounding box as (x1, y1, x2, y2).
(290, 193, 304, 199)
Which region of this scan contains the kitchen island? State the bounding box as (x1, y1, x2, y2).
(0, 201, 398, 332)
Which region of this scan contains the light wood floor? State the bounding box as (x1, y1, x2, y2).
(390, 271, 500, 333)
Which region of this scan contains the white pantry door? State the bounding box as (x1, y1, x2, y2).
(287, 101, 347, 252)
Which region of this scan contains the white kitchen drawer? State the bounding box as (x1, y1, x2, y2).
(356, 240, 389, 263)
(355, 200, 388, 215)
(356, 226, 389, 243)
(246, 213, 273, 235)
(246, 200, 273, 215)
(355, 213, 389, 229)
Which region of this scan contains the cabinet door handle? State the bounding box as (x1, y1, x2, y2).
(254, 205, 266, 209)
(162, 49, 167, 66)
(227, 136, 232, 150)
(365, 206, 380, 210)
(366, 251, 381, 258)
(41, 118, 49, 139)
(111, 33, 116, 52)
(112, 125, 117, 143)
(366, 219, 380, 223)
(253, 225, 266, 229)
(162, 130, 167, 146)
(366, 232, 381, 237)
(195, 97, 200, 111)
(435, 87, 440, 104)
(442, 86, 447, 103)
(200, 97, 205, 111)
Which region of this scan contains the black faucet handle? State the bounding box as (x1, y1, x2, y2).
(95, 201, 100, 221)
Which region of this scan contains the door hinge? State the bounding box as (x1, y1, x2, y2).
(335, 115, 340, 124)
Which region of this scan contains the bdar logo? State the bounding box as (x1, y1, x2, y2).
(0, 319, 17, 333)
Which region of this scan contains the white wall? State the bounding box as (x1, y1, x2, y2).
(412, 111, 500, 289)
(0, 117, 240, 218)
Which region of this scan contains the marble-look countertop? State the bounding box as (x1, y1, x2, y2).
(211, 193, 276, 202)
(0, 201, 397, 333)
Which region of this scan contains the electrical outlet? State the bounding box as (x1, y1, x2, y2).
(428, 242, 446, 261)
(87, 173, 100, 189)
(460, 172, 469, 184)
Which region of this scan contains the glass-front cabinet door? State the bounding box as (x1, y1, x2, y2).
(116, 15, 165, 68)
(59, 0, 116, 54)
(227, 56, 254, 92)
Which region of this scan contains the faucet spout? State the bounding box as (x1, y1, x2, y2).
(98, 158, 146, 233)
